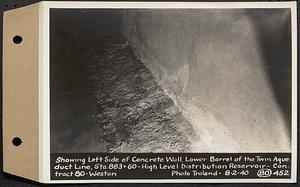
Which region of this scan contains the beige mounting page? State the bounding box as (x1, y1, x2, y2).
(2, 1, 297, 184)
(3, 3, 40, 181)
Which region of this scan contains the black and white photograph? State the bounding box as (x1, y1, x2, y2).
(1, 1, 297, 183)
(50, 7, 293, 154)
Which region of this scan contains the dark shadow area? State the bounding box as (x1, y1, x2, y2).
(248, 9, 292, 137)
(50, 9, 122, 153)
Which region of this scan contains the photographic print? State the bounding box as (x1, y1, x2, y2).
(4, 1, 296, 183)
(51, 8, 292, 153)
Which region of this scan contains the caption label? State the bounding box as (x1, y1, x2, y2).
(51, 153, 291, 180)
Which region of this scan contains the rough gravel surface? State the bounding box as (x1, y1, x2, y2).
(88, 41, 197, 152)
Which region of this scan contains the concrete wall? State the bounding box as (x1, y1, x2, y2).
(121, 9, 291, 152)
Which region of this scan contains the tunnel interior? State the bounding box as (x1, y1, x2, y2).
(50, 9, 292, 153)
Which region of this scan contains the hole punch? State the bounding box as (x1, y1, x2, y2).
(12, 137, 22, 146)
(13, 35, 23, 44)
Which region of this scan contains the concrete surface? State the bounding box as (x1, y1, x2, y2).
(121, 9, 291, 152)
